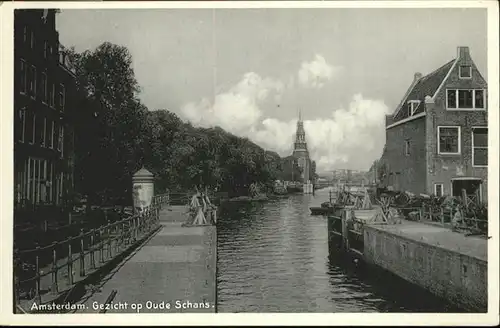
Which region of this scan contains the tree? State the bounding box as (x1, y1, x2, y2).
(70, 42, 146, 204)
(69, 42, 305, 203)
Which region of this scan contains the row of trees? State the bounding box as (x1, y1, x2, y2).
(68, 42, 306, 204)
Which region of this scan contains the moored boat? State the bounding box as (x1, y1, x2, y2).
(310, 201, 336, 215)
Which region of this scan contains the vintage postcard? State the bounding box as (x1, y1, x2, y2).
(0, 0, 498, 326)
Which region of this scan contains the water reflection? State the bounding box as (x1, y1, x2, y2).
(217, 189, 459, 313)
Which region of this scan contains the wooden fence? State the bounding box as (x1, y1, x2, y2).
(13, 193, 169, 312)
(390, 202, 487, 234)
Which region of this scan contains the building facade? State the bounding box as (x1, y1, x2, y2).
(14, 9, 77, 214)
(292, 112, 311, 183)
(380, 46, 488, 202)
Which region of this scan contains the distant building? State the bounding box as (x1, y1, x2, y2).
(380, 46, 487, 202)
(292, 111, 311, 183)
(14, 9, 77, 213)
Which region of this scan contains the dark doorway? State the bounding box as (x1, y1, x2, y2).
(451, 179, 482, 203)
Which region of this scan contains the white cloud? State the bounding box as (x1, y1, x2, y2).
(298, 54, 339, 88)
(182, 72, 283, 135)
(181, 59, 390, 173)
(304, 94, 390, 172)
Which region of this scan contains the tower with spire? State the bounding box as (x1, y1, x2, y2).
(292, 109, 310, 183)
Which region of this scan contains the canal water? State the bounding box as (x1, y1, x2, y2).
(216, 188, 461, 313)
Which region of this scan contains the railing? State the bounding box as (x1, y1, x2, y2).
(390, 202, 487, 235)
(13, 193, 169, 313)
(167, 192, 218, 206)
(419, 204, 453, 225)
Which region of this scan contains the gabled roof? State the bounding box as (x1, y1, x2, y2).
(134, 166, 153, 177)
(393, 59, 455, 121)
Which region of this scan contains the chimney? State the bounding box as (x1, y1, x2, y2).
(414, 72, 423, 82)
(457, 46, 470, 59)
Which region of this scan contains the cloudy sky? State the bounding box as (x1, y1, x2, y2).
(56, 8, 487, 173)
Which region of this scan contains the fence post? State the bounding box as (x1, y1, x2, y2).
(35, 246, 41, 304)
(90, 229, 96, 270)
(134, 216, 138, 240)
(107, 221, 112, 259)
(146, 207, 150, 231)
(99, 227, 104, 264)
(68, 212, 72, 226)
(67, 239, 73, 286)
(79, 229, 85, 277)
(115, 221, 120, 254)
(43, 220, 48, 232)
(156, 204, 160, 227)
(51, 242, 58, 294)
(440, 207, 445, 226)
(122, 220, 127, 246)
(137, 215, 141, 238)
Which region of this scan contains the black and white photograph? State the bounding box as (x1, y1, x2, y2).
(1, 1, 498, 326)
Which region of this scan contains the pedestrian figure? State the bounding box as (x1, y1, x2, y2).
(452, 204, 463, 231)
(190, 191, 207, 225)
(202, 191, 216, 225)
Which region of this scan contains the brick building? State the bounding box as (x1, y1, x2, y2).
(380, 46, 488, 202)
(14, 9, 77, 215)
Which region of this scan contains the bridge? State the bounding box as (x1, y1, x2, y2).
(313, 181, 369, 190)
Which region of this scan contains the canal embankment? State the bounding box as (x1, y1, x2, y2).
(75, 205, 217, 313)
(327, 206, 487, 312)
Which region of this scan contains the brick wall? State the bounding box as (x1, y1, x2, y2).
(383, 116, 427, 194)
(426, 47, 488, 200)
(363, 226, 487, 312)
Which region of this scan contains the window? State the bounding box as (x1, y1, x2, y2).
(472, 127, 488, 167)
(458, 90, 473, 108)
(404, 140, 410, 156)
(30, 30, 35, 49)
(49, 121, 54, 149)
(447, 89, 456, 108)
(60, 125, 64, 157)
(41, 72, 48, 103)
(475, 90, 485, 109)
(49, 83, 56, 108)
(27, 157, 48, 205)
(19, 59, 27, 94)
(28, 65, 37, 98)
(407, 100, 420, 116)
(434, 183, 443, 197)
(30, 114, 36, 145)
(459, 65, 471, 79)
(18, 108, 26, 143)
(438, 126, 460, 155)
(36, 115, 44, 146)
(447, 89, 485, 110)
(53, 123, 59, 150)
(42, 118, 47, 147)
(59, 84, 65, 111)
(47, 161, 53, 203)
(57, 172, 64, 205)
(57, 125, 64, 151)
(43, 41, 48, 58)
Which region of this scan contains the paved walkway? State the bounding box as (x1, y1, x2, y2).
(76, 205, 217, 313)
(368, 220, 487, 261)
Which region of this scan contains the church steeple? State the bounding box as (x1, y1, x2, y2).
(292, 108, 310, 183)
(295, 109, 307, 148)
